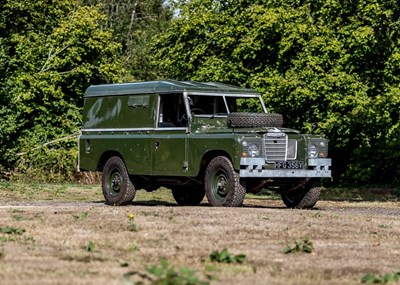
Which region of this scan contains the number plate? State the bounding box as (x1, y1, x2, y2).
(275, 161, 304, 169)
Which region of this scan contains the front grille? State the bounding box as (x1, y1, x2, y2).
(264, 134, 298, 162)
(287, 139, 297, 159)
(264, 135, 287, 162)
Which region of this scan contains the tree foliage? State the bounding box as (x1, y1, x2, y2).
(1, 0, 399, 185)
(81, 0, 173, 80)
(0, 0, 121, 179)
(152, 0, 400, 184)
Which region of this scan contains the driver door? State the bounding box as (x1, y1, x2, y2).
(152, 93, 189, 175)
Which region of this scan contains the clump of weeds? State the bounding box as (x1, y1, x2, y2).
(72, 211, 89, 221)
(0, 226, 34, 244)
(62, 240, 105, 263)
(361, 272, 400, 284)
(123, 258, 210, 285)
(284, 236, 314, 254)
(85, 241, 96, 253)
(209, 248, 246, 264)
(0, 226, 26, 235)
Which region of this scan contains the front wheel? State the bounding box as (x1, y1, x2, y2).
(102, 156, 136, 206)
(281, 181, 321, 209)
(171, 186, 205, 206)
(204, 156, 246, 207)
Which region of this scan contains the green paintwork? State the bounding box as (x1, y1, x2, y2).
(82, 94, 157, 129)
(80, 81, 256, 174)
(78, 80, 331, 184)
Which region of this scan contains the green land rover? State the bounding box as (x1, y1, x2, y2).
(78, 80, 331, 208)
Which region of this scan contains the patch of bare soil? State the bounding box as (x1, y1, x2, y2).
(0, 193, 399, 285)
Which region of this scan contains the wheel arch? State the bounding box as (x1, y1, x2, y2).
(197, 150, 236, 179)
(96, 150, 125, 172)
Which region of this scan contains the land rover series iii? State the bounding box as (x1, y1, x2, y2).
(78, 80, 331, 208)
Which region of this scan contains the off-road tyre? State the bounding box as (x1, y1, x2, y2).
(205, 156, 246, 207)
(171, 186, 206, 206)
(227, 112, 283, 128)
(102, 156, 136, 206)
(281, 181, 321, 209)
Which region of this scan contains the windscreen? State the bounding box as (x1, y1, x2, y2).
(188, 95, 265, 115)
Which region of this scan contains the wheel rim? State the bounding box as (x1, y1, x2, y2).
(211, 170, 228, 201)
(108, 168, 122, 197)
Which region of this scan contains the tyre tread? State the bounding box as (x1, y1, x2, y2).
(205, 156, 246, 207)
(102, 156, 136, 206)
(281, 181, 321, 209)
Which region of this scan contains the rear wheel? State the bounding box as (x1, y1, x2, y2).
(102, 156, 136, 206)
(205, 156, 246, 207)
(281, 181, 321, 209)
(171, 186, 205, 206)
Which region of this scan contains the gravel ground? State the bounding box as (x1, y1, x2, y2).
(0, 187, 399, 285)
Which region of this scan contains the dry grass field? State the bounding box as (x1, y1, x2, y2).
(0, 183, 399, 285)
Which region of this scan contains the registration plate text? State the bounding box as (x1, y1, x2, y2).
(275, 161, 304, 169)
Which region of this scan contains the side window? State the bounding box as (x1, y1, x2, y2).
(213, 96, 228, 114)
(189, 95, 227, 115)
(225, 97, 238, 112)
(158, 93, 188, 127)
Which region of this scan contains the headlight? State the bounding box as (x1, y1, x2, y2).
(247, 143, 260, 157)
(308, 139, 329, 158)
(308, 144, 318, 158)
(242, 140, 262, 157)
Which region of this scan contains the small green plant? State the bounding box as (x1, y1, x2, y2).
(127, 224, 137, 232)
(209, 248, 246, 264)
(0, 226, 27, 242)
(0, 226, 26, 235)
(311, 212, 323, 218)
(11, 214, 31, 221)
(85, 241, 95, 252)
(123, 259, 209, 285)
(378, 224, 390, 229)
(119, 260, 129, 267)
(284, 236, 314, 254)
(147, 259, 208, 285)
(73, 212, 89, 221)
(361, 272, 400, 284)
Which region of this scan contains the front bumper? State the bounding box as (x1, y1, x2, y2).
(239, 158, 331, 178)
